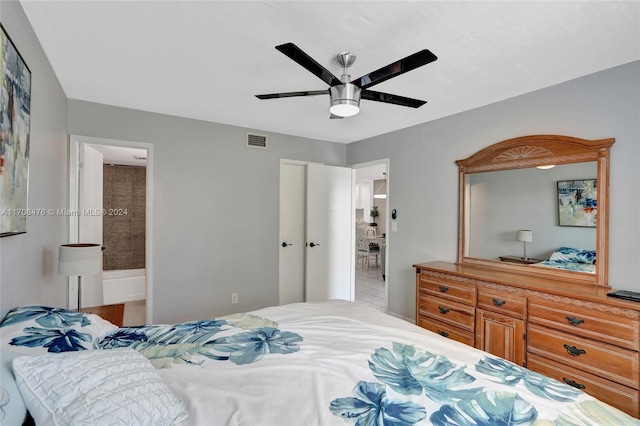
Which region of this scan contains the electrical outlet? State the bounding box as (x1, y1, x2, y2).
(231, 293, 238, 304)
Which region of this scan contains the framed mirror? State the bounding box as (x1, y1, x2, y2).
(456, 135, 614, 286)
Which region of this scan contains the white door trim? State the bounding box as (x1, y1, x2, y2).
(349, 158, 390, 311)
(68, 135, 154, 324)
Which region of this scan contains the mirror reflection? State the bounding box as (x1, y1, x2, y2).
(466, 161, 597, 273)
(456, 134, 613, 286)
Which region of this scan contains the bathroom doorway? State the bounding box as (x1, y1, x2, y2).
(68, 135, 154, 325)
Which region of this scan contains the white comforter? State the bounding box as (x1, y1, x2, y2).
(151, 300, 633, 426)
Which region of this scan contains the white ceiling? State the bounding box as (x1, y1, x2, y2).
(20, 1, 640, 144)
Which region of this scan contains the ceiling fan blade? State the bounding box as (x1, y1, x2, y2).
(354, 49, 437, 90)
(255, 90, 328, 100)
(275, 43, 342, 87)
(361, 90, 426, 108)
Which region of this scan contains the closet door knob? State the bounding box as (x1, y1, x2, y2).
(309, 242, 320, 247)
(281, 242, 293, 247)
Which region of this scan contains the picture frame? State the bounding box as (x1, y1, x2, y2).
(1, 23, 31, 237)
(557, 179, 597, 228)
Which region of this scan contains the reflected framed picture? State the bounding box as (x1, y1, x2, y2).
(557, 179, 597, 228)
(0, 24, 31, 236)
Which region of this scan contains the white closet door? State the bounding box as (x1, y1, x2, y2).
(305, 164, 354, 302)
(278, 163, 307, 305)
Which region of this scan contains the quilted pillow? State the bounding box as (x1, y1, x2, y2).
(12, 348, 188, 425)
(0, 306, 118, 354)
(549, 247, 596, 264)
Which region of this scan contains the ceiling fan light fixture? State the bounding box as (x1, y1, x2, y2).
(329, 83, 361, 117)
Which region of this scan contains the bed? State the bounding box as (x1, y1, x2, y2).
(533, 246, 597, 274)
(1, 300, 638, 425)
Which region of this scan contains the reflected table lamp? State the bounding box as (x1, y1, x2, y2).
(58, 243, 102, 311)
(516, 230, 533, 260)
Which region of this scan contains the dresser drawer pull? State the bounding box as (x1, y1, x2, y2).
(438, 306, 450, 314)
(439, 285, 449, 293)
(563, 377, 586, 390)
(563, 344, 586, 357)
(565, 316, 585, 326)
(437, 330, 449, 338)
(492, 298, 506, 307)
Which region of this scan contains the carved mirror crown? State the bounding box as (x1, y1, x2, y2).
(456, 134, 614, 286)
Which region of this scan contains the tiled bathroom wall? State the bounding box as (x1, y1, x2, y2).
(103, 165, 146, 270)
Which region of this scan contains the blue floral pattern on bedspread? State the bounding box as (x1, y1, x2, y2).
(1, 306, 94, 352)
(96, 313, 303, 368)
(330, 342, 633, 425)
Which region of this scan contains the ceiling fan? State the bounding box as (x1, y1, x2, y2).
(255, 43, 437, 119)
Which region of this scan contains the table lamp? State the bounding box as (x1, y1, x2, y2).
(58, 243, 102, 311)
(516, 230, 533, 260)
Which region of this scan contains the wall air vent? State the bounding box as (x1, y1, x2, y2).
(247, 133, 268, 149)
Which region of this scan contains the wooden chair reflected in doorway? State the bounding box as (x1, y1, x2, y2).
(357, 224, 380, 269)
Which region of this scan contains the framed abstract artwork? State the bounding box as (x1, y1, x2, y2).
(557, 179, 597, 228)
(0, 24, 31, 236)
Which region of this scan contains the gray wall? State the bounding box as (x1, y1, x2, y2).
(2, 2, 637, 325)
(0, 2, 69, 319)
(347, 61, 640, 320)
(68, 101, 346, 323)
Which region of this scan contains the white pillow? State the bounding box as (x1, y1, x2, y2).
(1, 306, 118, 354)
(12, 348, 188, 425)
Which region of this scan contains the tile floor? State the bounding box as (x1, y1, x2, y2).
(355, 262, 386, 312)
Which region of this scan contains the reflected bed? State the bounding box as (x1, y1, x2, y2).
(533, 246, 597, 274)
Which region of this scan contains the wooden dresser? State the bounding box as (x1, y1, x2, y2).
(414, 261, 640, 418)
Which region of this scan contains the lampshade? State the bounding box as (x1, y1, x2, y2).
(516, 230, 533, 243)
(58, 244, 102, 276)
(536, 165, 556, 170)
(329, 83, 361, 117)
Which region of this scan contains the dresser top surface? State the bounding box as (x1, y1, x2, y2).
(414, 261, 640, 311)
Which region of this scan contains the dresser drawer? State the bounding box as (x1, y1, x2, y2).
(528, 353, 639, 418)
(418, 272, 476, 305)
(477, 288, 526, 319)
(418, 316, 475, 347)
(418, 294, 475, 332)
(529, 298, 639, 350)
(527, 324, 639, 389)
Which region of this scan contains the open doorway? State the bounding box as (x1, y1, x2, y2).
(68, 135, 153, 325)
(352, 160, 388, 312)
